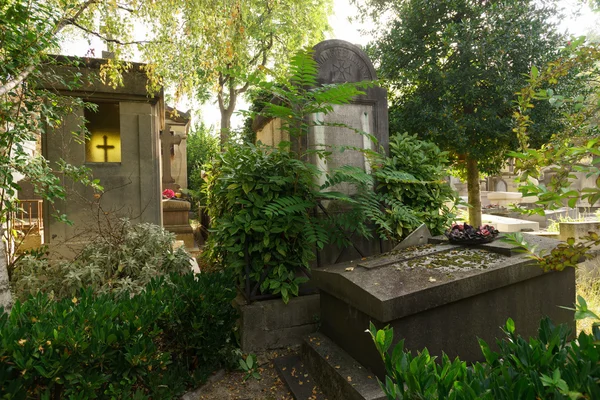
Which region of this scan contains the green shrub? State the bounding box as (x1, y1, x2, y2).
(11, 219, 191, 301)
(372, 133, 457, 237)
(369, 296, 600, 399)
(204, 143, 324, 303)
(0, 271, 238, 399)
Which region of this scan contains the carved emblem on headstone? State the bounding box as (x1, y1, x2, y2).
(315, 46, 373, 83)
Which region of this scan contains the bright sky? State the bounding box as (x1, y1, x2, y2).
(60, 0, 600, 131)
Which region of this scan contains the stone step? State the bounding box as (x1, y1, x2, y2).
(301, 332, 385, 400)
(273, 354, 327, 400)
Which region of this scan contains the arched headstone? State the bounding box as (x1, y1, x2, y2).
(307, 40, 389, 196)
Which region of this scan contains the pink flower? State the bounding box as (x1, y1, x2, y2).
(162, 189, 175, 199)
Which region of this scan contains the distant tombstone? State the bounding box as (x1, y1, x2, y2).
(160, 125, 183, 192)
(308, 40, 389, 195)
(495, 179, 507, 192)
(161, 108, 194, 249)
(163, 107, 190, 190)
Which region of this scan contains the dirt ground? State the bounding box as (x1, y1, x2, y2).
(185, 350, 296, 400)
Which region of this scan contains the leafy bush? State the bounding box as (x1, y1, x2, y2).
(369, 296, 600, 399)
(204, 51, 459, 304)
(186, 123, 220, 209)
(0, 271, 238, 399)
(10, 219, 191, 301)
(204, 143, 325, 303)
(371, 133, 457, 237)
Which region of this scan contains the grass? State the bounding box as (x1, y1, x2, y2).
(576, 256, 600, 334)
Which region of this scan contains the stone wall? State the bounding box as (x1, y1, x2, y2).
(236, 294, 320, 352)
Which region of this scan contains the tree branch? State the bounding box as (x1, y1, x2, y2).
(0, 0, 99, 97)
(66, 20, 155, 46)
(0, 65, 35, 98)
(54, 0, 99, 33)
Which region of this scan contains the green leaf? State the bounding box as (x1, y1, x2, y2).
(505, 318, 515, 334)
(107, 334, 117, 345)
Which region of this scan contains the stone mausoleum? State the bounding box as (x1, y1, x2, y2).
(39, 56, 164, 254)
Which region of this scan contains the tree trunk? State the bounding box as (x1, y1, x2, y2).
(219, 108, 233, 147)
(0, 226, 13, 312)
(466, 157, 482, 228)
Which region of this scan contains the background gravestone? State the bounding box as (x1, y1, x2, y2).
(309, 40, 391, 263)
(307, 39, 389, 196)
(254, 40, 391, 264)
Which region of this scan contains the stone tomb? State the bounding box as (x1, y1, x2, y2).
(302, 234, 576, 399)
(41, 56, 163, 252)
(162, 199, 194, 249)
(164, 106, 190, 191)
(160, 108, 194, 249)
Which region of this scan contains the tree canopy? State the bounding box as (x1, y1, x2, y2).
(2, 0, 333, 141)
(0, 0, 333, 306)
(357, 0, 571, 226)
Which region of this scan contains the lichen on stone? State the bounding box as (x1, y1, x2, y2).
(394, 248, 504, 273)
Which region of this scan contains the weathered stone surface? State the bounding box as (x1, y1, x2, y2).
(236, 294, 320, 352)
(313, 234, 576, 379)
(42, 56, 163, 103)
(162, 199, 191, 225)
(560, 221, 600, 241)
(309, 39, 389, 179)
(392, 223, 432, 251)
(164, 106, 190, 190)
(273, 354, 327, 400)
(480, 214, 540, 232)
(518, 208, 578, 229)
(302, 332, 385, 400)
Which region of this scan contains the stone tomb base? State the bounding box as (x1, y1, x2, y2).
(560, 221, 600, 241)
(235, 294, 320, 352)
(162, 199, 194, 249)
(304, 234, 576, 399)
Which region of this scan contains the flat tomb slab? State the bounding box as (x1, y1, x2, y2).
(312, 234, 576, 379)
(481, 214, 540, 232)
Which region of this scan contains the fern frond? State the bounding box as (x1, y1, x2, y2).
(289, 50, 318, 88)
(322, 165, 374, 190)
(302, 218, 329, 249)
(263, 196, 314, 217)
(315, 191, 357, 204)
(311, 84, 365, 106)
(374, 169, 420, 184)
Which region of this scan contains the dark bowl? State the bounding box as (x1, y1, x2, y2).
(445, 232, 499, 245)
